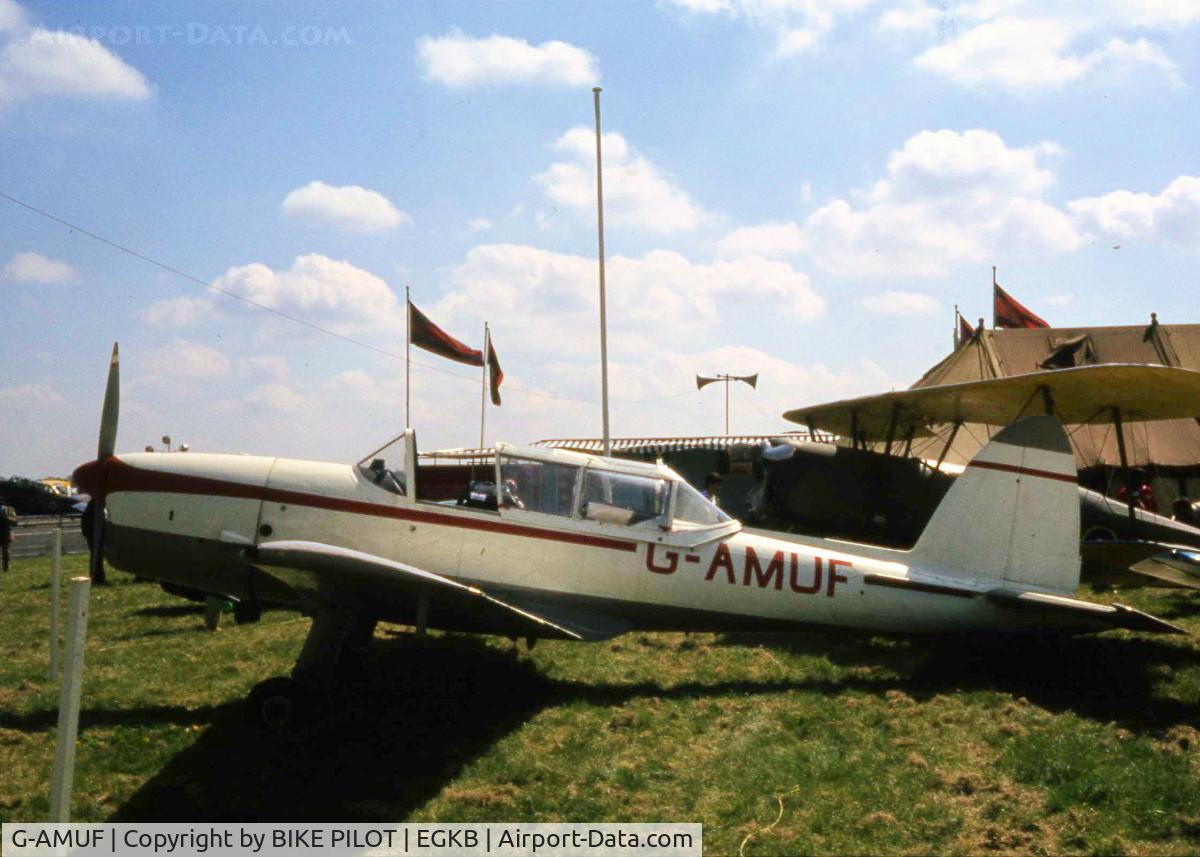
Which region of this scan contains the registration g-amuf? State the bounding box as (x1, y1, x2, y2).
(73, 344, 1184, 730)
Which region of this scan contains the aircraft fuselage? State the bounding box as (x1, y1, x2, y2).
(77, 447, 1136, 638)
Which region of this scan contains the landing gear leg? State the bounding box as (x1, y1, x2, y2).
(335, 616, 377, 683)
(233, 597, 262, 625)
(246, 607, 356, 733)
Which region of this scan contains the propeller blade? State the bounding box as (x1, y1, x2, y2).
(88, 502, 106, 585)
(696, 375, 720, 390)
(98, 343, 120, 460)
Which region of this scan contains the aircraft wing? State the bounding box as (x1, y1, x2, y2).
(248, 540, 625, 641)
(782, 364, 1200, 440)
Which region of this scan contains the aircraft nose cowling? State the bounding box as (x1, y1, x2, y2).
(73, 457, 109, 497)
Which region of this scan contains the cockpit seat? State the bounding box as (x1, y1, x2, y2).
(459, 480, 498, 511)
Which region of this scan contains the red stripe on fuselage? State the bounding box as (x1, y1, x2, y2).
(966, 459, 1077, 484)
(102, 458, 638, 553)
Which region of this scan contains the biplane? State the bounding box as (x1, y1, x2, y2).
(776, 364, 1200, 591)
(74, 347, 1184, 730)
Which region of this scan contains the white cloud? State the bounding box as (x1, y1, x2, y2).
(915, 17, 1088, 89)
(799, 129, 1080, 277)
(213, 253, 404, 334)
(0, 0, 25, 32)
(467, 217, 494, 232)
(0, 27, 150, 107)
(0, 382, 64, 406)
(245, 383, 305, 413)
(669, 1, 1196, 90)
(877, 0, 943, 33)
(435, 243, 823, 362)
(281, 181, 410, 232)
(214, 383, 306, 419)
(669, 0, 734, 13)
(870, 128, 1060, 205)
(777, 27, 822, 56)
(716, 221, 806, 259)
(139, 295, 218, 327)
(417, 29, 598, 87)
(2, 251, 76, 283)
(667, 0, 885, 55)
(238, 356, 290, 383)
(1070, 175, 1200, 250)
(902, 3, 1194, 91)
(861, 289, 940, 316)
(145, 338, 231, 381)
(535, 127, 712, 234)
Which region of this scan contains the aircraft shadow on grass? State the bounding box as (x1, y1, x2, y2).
(103, 633, 863, 822)
(110, 635, 565, 822)
(96, 618, 1199, 822)
(719, 616, 1200, 735)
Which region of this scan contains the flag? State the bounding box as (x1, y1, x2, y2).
(487, 333, 504, 406)
(994, 284, 1049, 329)
(959, 314, 976, 342)
(408, 301, 484, 366)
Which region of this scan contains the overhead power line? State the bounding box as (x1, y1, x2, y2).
(0, 189, 698, 407)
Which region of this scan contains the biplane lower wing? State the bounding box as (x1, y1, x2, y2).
(1081, 540, 1200, 591)
(781, 364, 1200, 440)
(248, 540, 624, 641)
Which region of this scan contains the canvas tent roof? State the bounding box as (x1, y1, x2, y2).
(907, 320, 1200, 467)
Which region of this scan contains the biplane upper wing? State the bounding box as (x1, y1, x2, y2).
(248, 540, 630, 641)
(781, 364, 1200, 440)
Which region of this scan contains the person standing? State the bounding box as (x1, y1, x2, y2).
(0, 504, 15, 573)
(702, 473, 723, 507)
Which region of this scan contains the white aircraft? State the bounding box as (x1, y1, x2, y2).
(74, 345, 1182, 730)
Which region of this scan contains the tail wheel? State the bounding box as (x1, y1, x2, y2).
(233, 598, 262, 624)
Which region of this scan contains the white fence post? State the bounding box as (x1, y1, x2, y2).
(50, 527, 62, 677)
(49, 576, 91, 822)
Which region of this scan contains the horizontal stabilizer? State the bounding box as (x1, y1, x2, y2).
(986, 588, 1186, 635)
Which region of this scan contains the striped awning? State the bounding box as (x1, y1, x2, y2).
(532, 432, 830, 455)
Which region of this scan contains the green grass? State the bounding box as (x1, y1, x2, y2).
(2, 554, 1200, 855)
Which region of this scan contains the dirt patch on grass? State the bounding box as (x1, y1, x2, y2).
(439, 784, 521, 808)
(927, 734, 1058, 856)
(939, 769, 1055, 854)
(1158, 725, 1199, 756)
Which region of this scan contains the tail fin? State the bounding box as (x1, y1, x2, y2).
(911, 415, 1080, 593)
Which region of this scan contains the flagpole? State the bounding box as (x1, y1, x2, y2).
(724, 377, 730, 436)
(593, 86, 612, 457)
(405, 286, 411, 428)
(992, 266, 997, 329)
(480, 322, 489, 451)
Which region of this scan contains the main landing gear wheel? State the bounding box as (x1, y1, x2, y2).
(233, 598, 262, 625)
(245, 677, 330, 734)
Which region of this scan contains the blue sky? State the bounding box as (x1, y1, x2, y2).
(1, 0, 1198, 477)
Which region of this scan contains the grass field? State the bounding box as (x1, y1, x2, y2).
(2, 554, 1199, 854)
